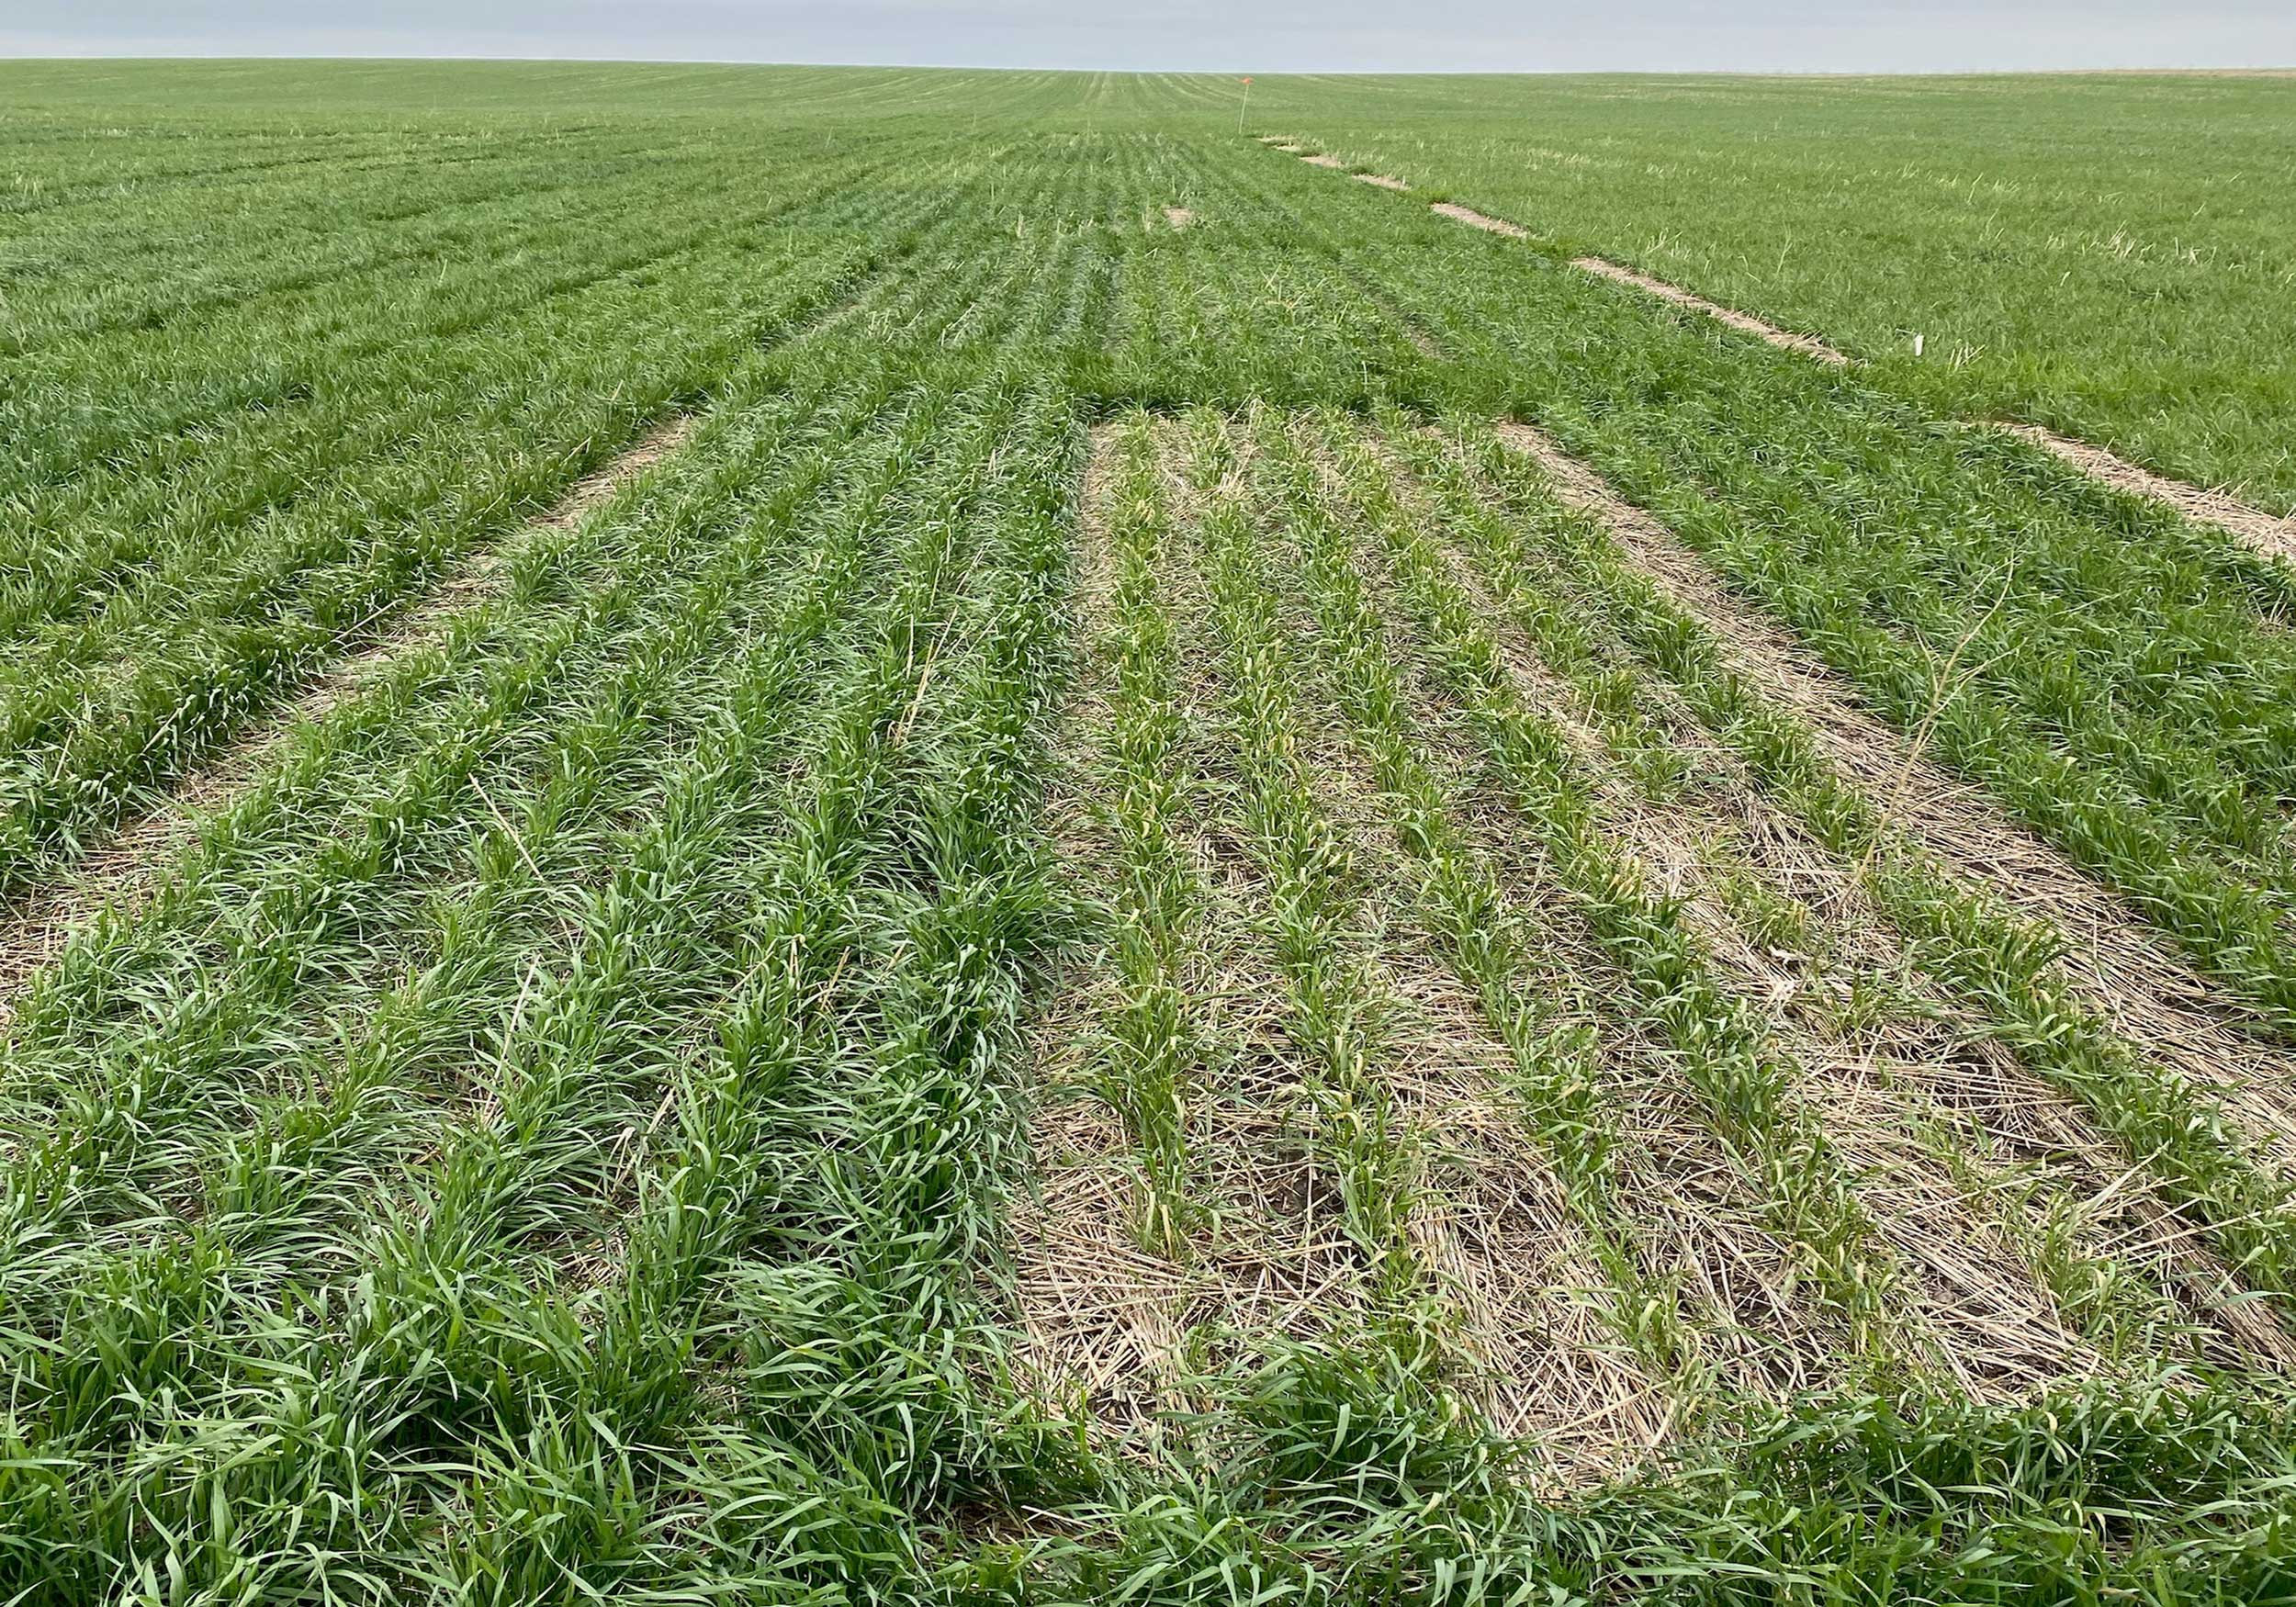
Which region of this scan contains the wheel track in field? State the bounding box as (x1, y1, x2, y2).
(1276, 144, 2296, 564)
(0, 410, 702, 1028)
(1567, 252, 1851, 365)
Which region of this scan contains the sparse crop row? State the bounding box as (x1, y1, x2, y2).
(1178, 410, 1424, 1303)
(1036, 402, 2296, 1605)
(1218, 412, 1707, 1387)
(1245, 408, 1924, 1372)
(1080, 418, 1214, 1253)
(1329, 410, 2285, 1355)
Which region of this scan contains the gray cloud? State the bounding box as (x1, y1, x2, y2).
(5, 0, 2292, 73)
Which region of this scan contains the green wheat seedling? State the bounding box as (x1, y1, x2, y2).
(1180, 408, 1421, 1304)
(1282, 413, 1909, 1375)
(1242, 412, 1716, 1398)
(1071, 415, 1228, 1256)
(1362, 411, 2244, 1357)
(1284, 186, 2296, 1037)
(1420, 411, 2296, 1309)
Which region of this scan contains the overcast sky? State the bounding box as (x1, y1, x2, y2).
(6, 1, 2292, 75)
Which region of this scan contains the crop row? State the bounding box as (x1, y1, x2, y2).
(0, 160, 1033, 899)
(6, 86, 2295, 1600)
(0, 211, 1103, 1594)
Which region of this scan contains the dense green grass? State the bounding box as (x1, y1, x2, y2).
(1251, 72, 2296, 511)
(2, 58, 2293, 1603)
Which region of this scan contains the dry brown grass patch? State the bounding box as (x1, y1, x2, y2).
(1570, 257, 1850, 365)
(1431, 202, 1528, 239)
(1999, 423, 2296, 565)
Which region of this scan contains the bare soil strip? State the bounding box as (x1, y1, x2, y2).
(1300, 152, 1348, 169)
(1430, 201, 1529, 239)
(2001, 423, 2296, 564)
(1435, 190, 1851, 364)
(1492, 421, 2296, 1188)
(1354, 173, 1411, 192)
(1569, 256, 1851, 365)
(0, 411, 702, 1023)
(1163, 206, 1196, 229)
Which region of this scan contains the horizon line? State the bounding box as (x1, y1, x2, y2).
(5, 54, 2295, 79)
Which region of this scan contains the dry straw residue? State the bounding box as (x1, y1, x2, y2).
(2002, 423, 2296, 565)
(1431, 201, 1529, 239)
(1569, 257, 1850, 364)
(1359, 445, 2100, 1390)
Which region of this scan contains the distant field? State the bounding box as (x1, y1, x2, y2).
(3, 59, 2295, 1603)
(1252, 72, 2296, 511)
